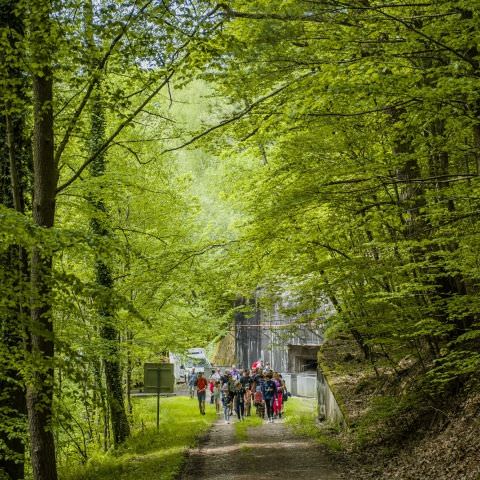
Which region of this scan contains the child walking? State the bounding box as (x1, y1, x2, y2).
(254, 386, 265, 418)
(233, 381, 246, 421)
(244, 387, 252, 416)
(214, 381, 221, 414)
(221, 383, 232, 424)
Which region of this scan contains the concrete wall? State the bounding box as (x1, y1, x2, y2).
(234, 295, 324, 372)
(235, 304, 262, 370)
(317, 369, 345, 427)
(283, 372, 317, 398)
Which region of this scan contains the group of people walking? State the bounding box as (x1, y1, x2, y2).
(188, 363, 289, 424)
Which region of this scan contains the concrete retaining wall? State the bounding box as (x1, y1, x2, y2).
(317, 369, 345, 427)
(283, 371, 345, 427)
(283, 372, 317, 398)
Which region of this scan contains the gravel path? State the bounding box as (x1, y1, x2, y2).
(180, 417, 342, 480)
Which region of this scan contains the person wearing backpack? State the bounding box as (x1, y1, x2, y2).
(226, 374, 235, 415)
(262, 372, 277, 423)
(221, 383, 232, 424)
(273, 372, 283, 419)
(220, 370, 230, 386)
(254, 386, 265, 418)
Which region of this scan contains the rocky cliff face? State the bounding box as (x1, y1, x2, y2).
(210, 333, 235, 367)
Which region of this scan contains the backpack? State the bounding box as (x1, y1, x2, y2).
(254, 390, 263, 404)
(264, 380, 275, 399)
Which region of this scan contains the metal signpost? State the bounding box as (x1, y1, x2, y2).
(143, 363, 175, 430)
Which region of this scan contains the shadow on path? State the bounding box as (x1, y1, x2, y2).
(180, 417, 342, 480)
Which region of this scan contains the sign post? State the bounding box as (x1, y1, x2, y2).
(143, 363, 175, 430)
(156, 368, 160, 430)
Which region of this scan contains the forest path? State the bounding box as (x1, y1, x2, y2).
(179, 416, 342, 480)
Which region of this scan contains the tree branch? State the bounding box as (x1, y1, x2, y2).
(56, 70, 175, 193)
(54, 0, 155, 166)
(153, 72, 314, 158)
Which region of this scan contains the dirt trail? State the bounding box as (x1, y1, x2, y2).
(180, 418, 342, 480)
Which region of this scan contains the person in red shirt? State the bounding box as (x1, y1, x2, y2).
(209, 373, 215, 405)
(196, 372, 208, 415)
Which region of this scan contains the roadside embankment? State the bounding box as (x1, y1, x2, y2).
(316, 335, 480, 480)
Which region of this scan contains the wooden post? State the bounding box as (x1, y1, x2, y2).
(156, 368, 160, 430)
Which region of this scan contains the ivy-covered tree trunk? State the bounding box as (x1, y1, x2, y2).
(95, 256, 130, 445)
(0, 1, 29, 477)
(27, 2, 59, 478)
(85, 1, 130, 446)
(0, 118, 28, 480)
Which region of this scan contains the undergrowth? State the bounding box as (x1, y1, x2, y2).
(59, 396, 216, 480)
(284, 397, 342, 451)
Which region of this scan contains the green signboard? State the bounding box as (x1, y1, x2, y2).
(143, 363, 174, 394)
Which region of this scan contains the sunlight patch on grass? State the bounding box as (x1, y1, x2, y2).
(234, 414, 263, 441)
(284, 397, 342, 451)
(59, 396, 216, 480)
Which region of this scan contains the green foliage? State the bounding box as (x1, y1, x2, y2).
(353, 396, 409, 447)
(284, 397, 342, 451)
(1, 0, 232, 474)
(428, 351, 480, 390)
(199, 0, 480, 399)
(2, 0, 480, 474)
(59, 396, 216, 480)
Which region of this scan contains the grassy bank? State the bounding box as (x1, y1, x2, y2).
(284, 397, 342, 451)
(59, 396, 216, 480)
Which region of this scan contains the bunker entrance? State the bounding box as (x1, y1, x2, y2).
(288, 345, 320, 373)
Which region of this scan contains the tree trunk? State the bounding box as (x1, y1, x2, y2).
(84, 1, 130, 445)
(90, 103, 130, 444)
(0, 2, 29, 477)
(27, 2, 59, 478)
(126, 330, 133, 416)
(0, 116, 28, 480)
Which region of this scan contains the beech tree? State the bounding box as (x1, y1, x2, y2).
(1, 0, 224, 476)
(0, 0, 28, 477)
(203, 0, 480, 393)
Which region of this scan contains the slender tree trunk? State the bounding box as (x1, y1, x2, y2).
(0, 116, 28, 480)
(92, 358, 110, 451)
(90, 108, 130, 443)
(27, 2, 59, 478)
(84, 1, 130, 445)
(0, 2, 29, 477)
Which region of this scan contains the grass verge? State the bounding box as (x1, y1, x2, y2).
(59, 396, 216, 480)
(284, 397, 342, 451)
(234, 414, 263, 441)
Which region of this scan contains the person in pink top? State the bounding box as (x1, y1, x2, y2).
(273, 372, 283, 418)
